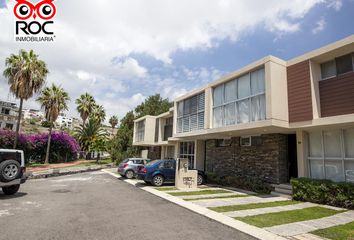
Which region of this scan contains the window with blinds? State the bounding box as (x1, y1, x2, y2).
(176, 92, 205, 133)
(135, 120, 145, 142)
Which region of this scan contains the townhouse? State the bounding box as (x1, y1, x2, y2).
(133, 35, 354, 185)
(0, 100, 17, 131)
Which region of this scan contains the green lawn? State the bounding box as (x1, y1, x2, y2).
(209, 200, 300, 212)
(184, 194, 250, 201)
(235, 207, 344, 228)
(169, 189, 231, 196)
(155, 187, 177, 191)
(311, 221, 354, 240)
(74, 159, 113, 167)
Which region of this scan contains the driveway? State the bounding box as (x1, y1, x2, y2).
(0, 171, 255, 240)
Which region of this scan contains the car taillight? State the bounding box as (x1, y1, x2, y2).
(141, 167, 147, 173)
(122, 164, 128, 168)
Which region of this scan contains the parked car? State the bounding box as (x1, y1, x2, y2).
(0, 149, 27, 195)
(118, 158, 151, 179)
(137, 159, 206, 186)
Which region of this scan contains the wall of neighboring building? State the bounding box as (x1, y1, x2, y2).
(205, 134, 289, 184)
(319, 72, 354, 117)
(287, 60, 313, 123)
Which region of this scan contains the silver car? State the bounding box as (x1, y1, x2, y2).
(117, 158, 150, 179)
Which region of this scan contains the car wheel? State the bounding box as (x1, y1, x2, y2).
(2, 184, 20, 195)
(0, 160, 21, 182)
(197, 174, 204, 185)
(125, 170, 134, 179)
(152, 175, 164, 187)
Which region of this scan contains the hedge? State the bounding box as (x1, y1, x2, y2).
(206, 172, 273, 194)
(291, 178, 354, 209)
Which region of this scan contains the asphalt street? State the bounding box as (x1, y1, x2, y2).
(0, 171, 255, 240)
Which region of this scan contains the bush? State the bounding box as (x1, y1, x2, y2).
(291, 178, 354, 209)
(206, 172, 273, 194)
(0, 130, 80, 164)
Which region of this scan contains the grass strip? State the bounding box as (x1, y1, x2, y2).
(184, 194, 250, 201)
(311, 221, 354, 240)
(169, 189, 231, 196)
(209, 200, 300, 212)
(235, 206, 345, 228)
(155, 187, 177, 191)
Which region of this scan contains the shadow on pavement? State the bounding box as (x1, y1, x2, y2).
(0, 192, 28, 199)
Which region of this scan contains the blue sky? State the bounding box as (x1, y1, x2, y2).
(0, 0, 353, 121)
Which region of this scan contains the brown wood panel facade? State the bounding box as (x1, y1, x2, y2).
(319, 72, 354, 117)
(287, 60, 313, 122)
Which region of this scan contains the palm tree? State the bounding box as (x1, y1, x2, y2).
(75, 117, 107, 159)
(91, 104, 106, 124)
(3, 49, 48, 148)
(75, 93, 95, 125)
(37, 84, 70, 164)
(109, 115, 118, 135)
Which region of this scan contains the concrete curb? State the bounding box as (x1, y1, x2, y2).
(28, 164, 115, 179)
(101, 169, 288, 240)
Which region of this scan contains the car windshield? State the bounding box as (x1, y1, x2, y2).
(122, 159, 130, 163)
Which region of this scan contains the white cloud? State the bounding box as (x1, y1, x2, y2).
(0, 0, 341, 120)
(312, 17, 326, 34)
(327, 0, 343, 11)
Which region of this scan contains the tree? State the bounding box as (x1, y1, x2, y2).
(37, 84, 70, 164)
(91, 104, 106, 124)
(109, 115, 118, 134)
(3, 49, 48, 148)
(75, 117, 107, 159)
(135, 94, 172, 118)
(75, 93, 95, 125)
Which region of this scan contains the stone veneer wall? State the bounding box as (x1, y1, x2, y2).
(205, 134, 289, 184)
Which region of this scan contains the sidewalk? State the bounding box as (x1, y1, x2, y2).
(102, 168, 354, 240)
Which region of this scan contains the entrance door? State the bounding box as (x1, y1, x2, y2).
(288, 134, 298, 181)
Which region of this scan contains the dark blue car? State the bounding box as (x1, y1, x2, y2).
(137, 159, 206, 187)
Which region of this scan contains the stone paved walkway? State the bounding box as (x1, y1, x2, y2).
(191, 195, 288, 208)
(178, 192, 247, 200)
(224, 202, 316, 217)
(265, 210, 354, 237)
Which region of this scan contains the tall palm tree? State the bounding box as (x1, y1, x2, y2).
(37, 84, 70, 164)
(3, 49, 48, 148)
(109, 115, 118, 135)
(75, 93, 95, 125)
(75, 117, 107, 159)
(91, 104, 106, 124)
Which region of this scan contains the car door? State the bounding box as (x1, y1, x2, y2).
(162, 160, 175, 182)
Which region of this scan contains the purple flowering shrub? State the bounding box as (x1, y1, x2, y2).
(0, 130, 80, 164)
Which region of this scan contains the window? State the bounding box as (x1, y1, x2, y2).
(1, 108, 10, 115)
(212, 67, 266, 128)
(308, 128, 354, 183)
(177, 92, 205, 133)
(135, 120, 145, 142)
(162, 161, 175, 169)
(216, 139, 232, 147)
(5, 123, 13, 130)
(240, 136, 251, 146)
(179, 142, 195, 169)
(321, 53, 354, 79)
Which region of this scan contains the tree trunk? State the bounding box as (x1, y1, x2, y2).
(13, 98, 23, 149)
(44, 124, 53, 164)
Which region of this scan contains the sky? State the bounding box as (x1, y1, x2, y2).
(0, 0, 353, 123)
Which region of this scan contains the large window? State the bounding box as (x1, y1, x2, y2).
(179, 142, 195, 169)
(135, 120, 145, 142)
(213, 67, 265, 128)
(177, 93, 205, 133)
(321, 53, 354, 79)
(308, 128, 354, 183)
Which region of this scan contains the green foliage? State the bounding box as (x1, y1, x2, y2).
(291, 178, 354, 209)
(41, 120, 52, 128)
(75, 93, 96, 125)
(135, 94, 173, 118)
(206, 172, 273, 194)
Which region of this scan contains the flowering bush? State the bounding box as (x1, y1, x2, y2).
(0, 130, 80, 164)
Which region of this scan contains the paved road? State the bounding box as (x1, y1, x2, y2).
(0, 171, 255, 240)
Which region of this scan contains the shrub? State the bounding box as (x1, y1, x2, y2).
(206, 172, 273, 194)
(291, 178, 354, 209)
(0, 130, 80, 164)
